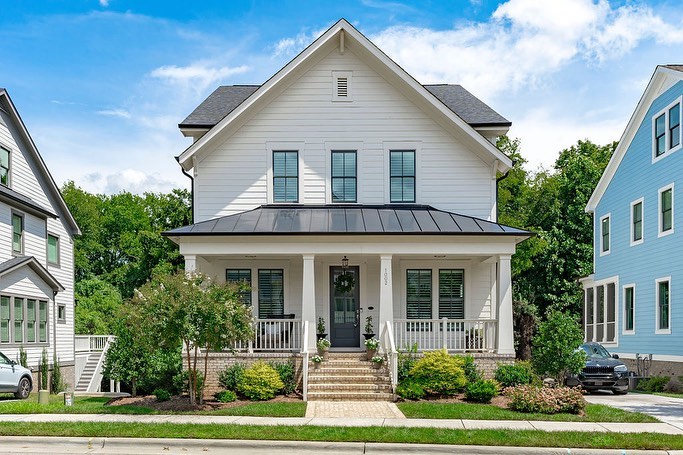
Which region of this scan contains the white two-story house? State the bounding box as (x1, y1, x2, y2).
(0, 89, 80, 389)
(164, 20, 530, 392)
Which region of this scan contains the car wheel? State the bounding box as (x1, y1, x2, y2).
(612, 389, 628, 395)
(14, 377, 30, 399)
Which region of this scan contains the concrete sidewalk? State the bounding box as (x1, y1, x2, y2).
(1, 412, 682, 434)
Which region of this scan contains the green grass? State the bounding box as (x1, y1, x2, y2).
(397, 402, 658, 423)
(0, 422, 681, 450)
(0, 395, 305, 417)
(652, 392, 683, 399)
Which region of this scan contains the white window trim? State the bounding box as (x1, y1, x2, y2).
(584, 276, 619, 347)
(332, 71, 353, 102)
(324, 141, 363, 204)
(658, 183, 674, 238)
(599, 213, 611, 256)
(383, 142, 422, 204)
(652, 96, 683, 163)
(655, 276, 672, 334)
(47, 232, 60, 267)
(0, 293, 50, 346)
(622, 283, 635, 335)
(266, 142, 305, 204)
(630, 198, 644, 246)
(11, 211, 24, 256)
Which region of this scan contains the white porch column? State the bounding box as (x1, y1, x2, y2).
(379, 255, 394, 332)
(497, 254, 515, 355)
(302, 254, 317, 350)
(184, 254, 197, 274)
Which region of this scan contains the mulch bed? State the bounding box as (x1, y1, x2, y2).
(414, 393, 511, 408)
(107, 394, 302, 412)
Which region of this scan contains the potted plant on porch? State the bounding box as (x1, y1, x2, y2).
(364, 337, 380, 360)
(316, 317, 327, 341)
(363, 316, 375, 340)
(311, 354, 323, 368)
(317, 338, 331, 360)
(371, 355, 385, 368)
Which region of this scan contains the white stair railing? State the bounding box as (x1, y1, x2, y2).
(300, 320, 309, 401)
(86, 335, 115, 393)
(380, 321, 398, 392)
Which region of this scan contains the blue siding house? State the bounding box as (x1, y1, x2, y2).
(584, 65, 683, 376)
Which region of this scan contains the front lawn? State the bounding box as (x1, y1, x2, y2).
(0, 422, 681, 450)
(397, 402, 658, 423)
(0, 395, 306, 417)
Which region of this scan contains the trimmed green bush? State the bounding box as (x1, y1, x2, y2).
(397, 344, 419, 382)
(459, 354, 483, 384)
(269, 360, 296, 395)
(172, 371, 204, 398)
(664, 377, 683, 393)
(396, 380, 426, 400)
(153, 388, 171, 402)
(505, 385, 585, 414)
(494, 361, 535, 388)
(408, 349, 466, 396)
(218, 363, 246, 391)
(214, 390, 237, 403)
(237, 361, 284, 400)
(637, 376, 670, 393)
(465, 379, 499, 403)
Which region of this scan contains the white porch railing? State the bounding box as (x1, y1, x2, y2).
(75, 335, 110, 352)
(393, 319, 497, 352)
(301, 320, 310, 401)
(231, 318, 303, 352)
(380, 320, 398, 392)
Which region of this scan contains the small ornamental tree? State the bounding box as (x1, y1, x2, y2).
(531, 310, 586, 383)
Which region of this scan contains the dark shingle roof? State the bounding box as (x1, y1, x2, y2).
(179, 84, 510, 128)
(0, 185, 57, 218)
(164, 204, 530, 237)
(663, 65, 683, 73)
(0, 256, 64, 292)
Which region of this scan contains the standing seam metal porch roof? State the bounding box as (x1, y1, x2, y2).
(163, 205, 531, 237)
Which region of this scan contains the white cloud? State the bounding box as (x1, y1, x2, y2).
(97, 108, 131, 119)
(84, 169, 182, 194)
(99, 0, 109, 6)
(272, 27, 328, 58)
(150, 63, 250, 93)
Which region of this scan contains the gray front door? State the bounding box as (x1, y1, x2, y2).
(330, 266, 360, 348)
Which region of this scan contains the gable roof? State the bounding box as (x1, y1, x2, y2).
(0, 184, 57, 219)
(0, 256, 64, 292)
(586, 65, 683, 212)
(164, 204, 531, 240)
(179, 84, 510, 129)
(0, 89, 80, 235)
(177, 19, 512, 173)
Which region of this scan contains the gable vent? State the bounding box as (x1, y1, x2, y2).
(337, 77, 348, 97)
(332, 71, 352, 102)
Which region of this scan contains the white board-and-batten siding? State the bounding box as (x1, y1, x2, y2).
(0, 106, 75, 365)
(192, 47, 496, 223)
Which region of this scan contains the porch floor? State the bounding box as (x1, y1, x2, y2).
(305, 401, 405, 419)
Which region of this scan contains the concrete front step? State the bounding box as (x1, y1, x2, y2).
(307, 391, 394, 401)
(308, 383, 392, 392)
(308, 374, 390, 383)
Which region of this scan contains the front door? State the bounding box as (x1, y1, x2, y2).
(330, 266, 360, 348)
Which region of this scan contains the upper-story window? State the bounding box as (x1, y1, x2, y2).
(0, 147, 9, 186)
(631, 198, 643, 245)
(331, 150, 357, 203)
(47, 234, 59, 266)
(12, 213, 23, 255)
(600, 214, 610, 255)
(656, 277, 671, 333)
(273, 151, 298, 203)
(659, 184, 674, 236)
(390, 150, 415, 203)
(653, 98, 682, 161)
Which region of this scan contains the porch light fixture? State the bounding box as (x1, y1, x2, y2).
(341, 255, 349, 271)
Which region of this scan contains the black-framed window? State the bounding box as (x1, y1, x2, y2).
(439, 269, 464, 319)
(0, 147, 9, 186)
(657, 280, 670, 331)
(661, 188, 673, 232)
(406, 270, 431, 319)
(47, 234, 59, 265)
(331, 150, 357, 202)
(390, 150, 415, 203)
(258, 269, 284, 318)
(12, 213, 23, 254)
(624, 286, 634, 332)
(670, 103, 680, 149)
(601, 216, 610, 253)
(226, 269, 252, 306)
(632, 201, 643, 242)
(655, 113, 666, 157)
(273, 151, 298, 202)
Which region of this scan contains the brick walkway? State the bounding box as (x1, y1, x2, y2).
(305, 400, 406, 419)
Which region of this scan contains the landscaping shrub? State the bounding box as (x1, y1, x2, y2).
(494, 361, 535, 388)
(214, 390, 237, 403)
(237, 361, 284, 400)
(465, 379, 499, 403)
(51, 353, 64, 394)
(396, 380, 426, 400)
(505, 385, 585, 414)
(458, 354, 482, 384)
(531, 310, 585, 382)
(153, 388, 171, 402)
(637, 376, 670, 393)
(664, 377, 683, 394)
(269, 360, 296, 394)
(408, 349, 466, 396)
(172, 370, 204, 398)
(218, 363, 246, 391)
(397, 344, 419, 382)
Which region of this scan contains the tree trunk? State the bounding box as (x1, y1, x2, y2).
(131, 378, 137, 397)
(185, 340, 195, 405)
(201, 346, 210, 406)
(191, 345, 199, 405)
(515, 311, 536, 360)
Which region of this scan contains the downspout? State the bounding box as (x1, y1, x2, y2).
(177, 157, 194, 224)
(52, 290, 58, 371)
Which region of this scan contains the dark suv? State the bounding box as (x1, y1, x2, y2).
(565, 342, 629, 395)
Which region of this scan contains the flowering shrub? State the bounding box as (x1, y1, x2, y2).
(408, 349, 466, 396)
(465, 379, 499, 403)
(504, 385, 585, 414)
(316, 338, 331, 350)
(371, 355, 384, 363)
(365, 338, 380, 350)
(311, 355, 323, 363)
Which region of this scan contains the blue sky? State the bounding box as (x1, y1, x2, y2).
(2, 0, 683, 194)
